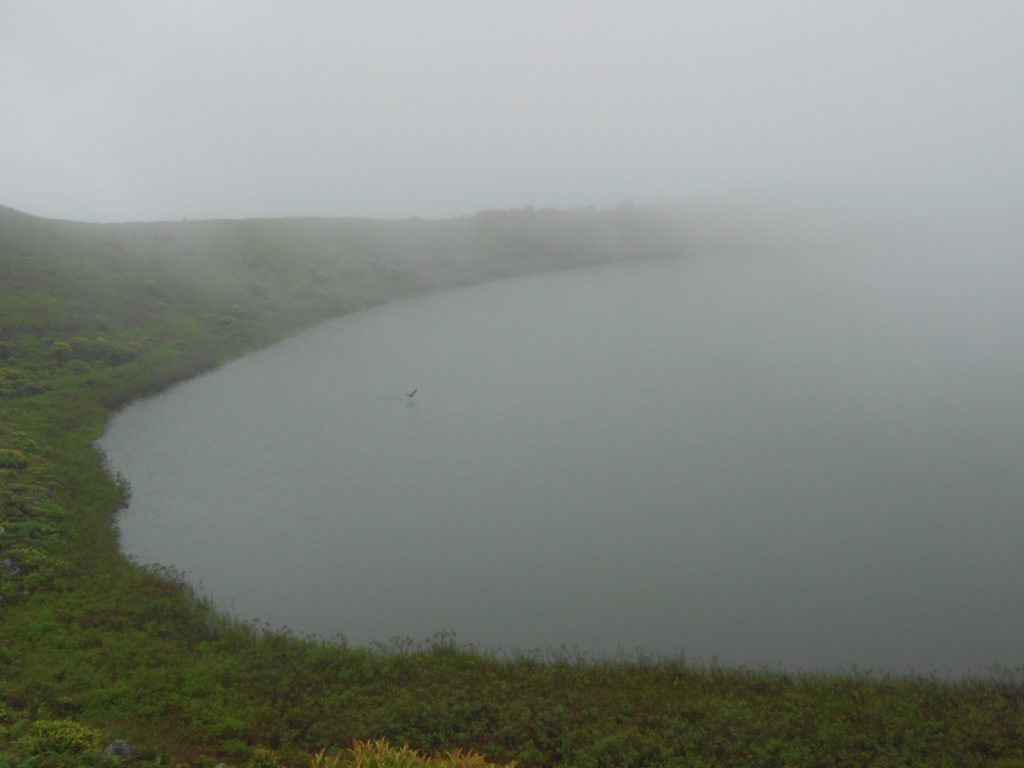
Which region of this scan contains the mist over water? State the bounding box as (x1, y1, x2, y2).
(101, 241, 1024, 677)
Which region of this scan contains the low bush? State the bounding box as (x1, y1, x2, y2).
(311, 740, 516, 768)
(16, 719, 102, 757)
(0, 449, 29, 469)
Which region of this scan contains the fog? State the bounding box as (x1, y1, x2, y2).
(5, 0, 1022, 676)
(2, 1, 1022, 224)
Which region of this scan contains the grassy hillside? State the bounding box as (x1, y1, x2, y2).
(1, 204, 1023, 768)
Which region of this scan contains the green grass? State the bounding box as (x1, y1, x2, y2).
(1, 202, 1023, 768)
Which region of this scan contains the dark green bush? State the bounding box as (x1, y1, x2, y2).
(0, 369, 29, 398)
(48, 341, 72, 364)
(65, 337, 142, 365)
(0, 547, 70, 602)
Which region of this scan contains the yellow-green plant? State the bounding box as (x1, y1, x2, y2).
(248, 745, 282, 768)
(310, 739, 515, 768)
(16, 719, 102, 756)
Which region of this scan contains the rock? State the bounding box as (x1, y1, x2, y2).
(19, 381, 45, 396)
(1, 558, 24, 578)
(104, 740, 136, 758)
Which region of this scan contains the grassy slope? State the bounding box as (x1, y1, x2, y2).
(0, 203, 1023, 768)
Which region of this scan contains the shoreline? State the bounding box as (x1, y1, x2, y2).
(2, 204, 1021, 766)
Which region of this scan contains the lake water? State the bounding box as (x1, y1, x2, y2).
(99, 250, 1024, 676)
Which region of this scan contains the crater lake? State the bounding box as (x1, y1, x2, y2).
(99, 249, 1024, 677)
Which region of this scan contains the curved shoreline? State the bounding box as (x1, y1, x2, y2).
(2, 205, 1022, 767)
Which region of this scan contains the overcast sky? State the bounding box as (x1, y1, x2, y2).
(1, 1, 1022, 222)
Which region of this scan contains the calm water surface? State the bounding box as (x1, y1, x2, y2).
(100, 252, 1024, 676)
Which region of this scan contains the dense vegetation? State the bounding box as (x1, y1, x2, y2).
(1, 203, 1023, 768)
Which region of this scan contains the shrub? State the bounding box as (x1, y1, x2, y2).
(69, 337, 95, 359)
(310, 740, 516, 768)
(0, 369, 28, 398)
(16, 719, 102, 756)
(90, 338, 121, 364)
(0, 547, 70, 602)
(0, 449, 29, 469)
(248, 746, 281, 768)
(48, 341, 72, 364)
(0, 703, 17, 726)
(65, 337, 143, 365)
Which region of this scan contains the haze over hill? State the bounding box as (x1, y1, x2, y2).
(2, 1, 1023, 228)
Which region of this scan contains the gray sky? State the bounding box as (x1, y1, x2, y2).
(2, 1, 1022, 222)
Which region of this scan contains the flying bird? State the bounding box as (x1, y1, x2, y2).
(406, 388, 418, 398)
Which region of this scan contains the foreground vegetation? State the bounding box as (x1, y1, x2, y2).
(1, 203, 1023, 768)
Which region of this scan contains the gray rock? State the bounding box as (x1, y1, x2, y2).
(104, 740, 136, 758)
(19, 381, 44, 396)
